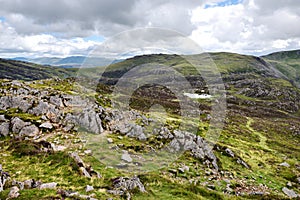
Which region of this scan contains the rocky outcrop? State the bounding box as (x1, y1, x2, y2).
(57, 189, 98, 200)
(0, 96, 33, 113)
(19, 124, 39, 137)
(69, 152, 101, 179)
(108, 176, 146, 199)
(215, 145, 250, 169)
(0, 80, 104, 138)
(233, 78, 300, 113)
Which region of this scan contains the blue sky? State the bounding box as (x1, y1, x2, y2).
(0, 16, 5, 22)
(83, 35, 105, 43)
(204, 0, 243, 9)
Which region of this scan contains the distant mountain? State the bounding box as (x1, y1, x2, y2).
(262, 49, 300, 87)
(0, 58, 76, 80)
(11, 56, 123, 68)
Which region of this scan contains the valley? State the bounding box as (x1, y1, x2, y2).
(0, 50, 300, 199)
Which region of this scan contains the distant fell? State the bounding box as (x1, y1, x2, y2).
(262, 49, 300, 87)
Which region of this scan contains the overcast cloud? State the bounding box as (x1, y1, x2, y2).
(0, 0, 299, 58)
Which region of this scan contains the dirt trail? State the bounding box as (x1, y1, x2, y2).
(246, 117, 272, 152)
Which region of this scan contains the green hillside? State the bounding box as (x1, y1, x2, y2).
(262, 50, 300, 87)
(0, 50, 299, 199)
(0, 58, 76, 81)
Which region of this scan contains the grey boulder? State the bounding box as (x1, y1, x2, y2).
(0, 122, 10, 137)
(19, 125, 39, 137)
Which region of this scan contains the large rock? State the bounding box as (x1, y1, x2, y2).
(121, 151, 133, 163)
(108, 176, 146, 196)
(125, 124, 147, 141)
(7, 186, 20, 199)
(0, 164, 10, 192)
(0, 96, 32, 112)
(168, 130, 219, 171)
(14, 97, 33, 112)
(11, 117, 30, 134)
(79, 108, 103, 134)
(23, 179, 42, 189)
(69, 152, 101, 179)
(29, 101, 51, 116)
(62, 95, 88, 108)
(0, 122, 10, 137)
(49, 95, 64, 108)
(282, 187, 298, 198)
(225, 148, 235, 158)
(38, 182, 57, 190)
(155, 127, 173, 139)
(19, 125, 39, 137)
(111, 122, 147, 141)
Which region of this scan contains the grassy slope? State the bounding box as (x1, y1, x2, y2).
(0, 58, 77, 81)
(261, 50, 300, 87)
(0, 51, 300, 199)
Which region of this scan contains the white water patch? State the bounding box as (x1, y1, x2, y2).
(183, 93, 212, 99)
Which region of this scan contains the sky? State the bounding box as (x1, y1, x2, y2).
(0, 0, 300, 58)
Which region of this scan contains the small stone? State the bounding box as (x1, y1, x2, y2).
(121, 152, 133, 163)
(39, 122, 53, 129)
(282, 187, 298, 198)
(225, 186, 233, 194)
(86, 185, 94, 192)
(117, 136, 123, 140)
(38, 182, 57, 190)
(116, 162, 128, 169)
(23, 179, 33, 189)
(168, 169, 177, 174)
(41, 115, 48, 120)
(279, 162, 290, 167)
(297, 177, 300, 184)
(207, 184, 216, 190)
(7, 186, 20, 199)
(223, 179, 231, 184)
(107, 138, 113, 143)
(80, 167, 91, 178)
(12, 180, 24, 190)
(51, 144, 67, 152)
(0, 115, 7, 122)
(225, 148, 235, 157)
(178, 166, 190, 173)
(84, 149, 92, 155)
(286, 182, 292, 188)
(205, 170, 212, 176)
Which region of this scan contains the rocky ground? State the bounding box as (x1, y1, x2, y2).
(0, 73, 299, 199)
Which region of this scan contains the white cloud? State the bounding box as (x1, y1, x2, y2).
(190, 0, 300, 55)
(0, 0, 300, 57)
(0, 20, 99, 58)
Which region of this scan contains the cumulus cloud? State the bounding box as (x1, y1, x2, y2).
(190, 0, 300, 55)
(0, 20, 99, 58)
(0, 0, 200, 57)
(0, 0, 198, 37)
(0, 0, 299, 57)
